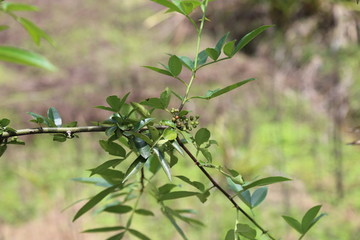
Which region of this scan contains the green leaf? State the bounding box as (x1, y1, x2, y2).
(27, 112, 50, 126)
(158, 183, 177, 194)
(282, 216, 303, 234)
(98, 169, 125, 185)
(89, 159, 124, 176)
(168, 55, 182, 76)
(215, 32, 230, 53)
(225, 229, 235, 240)
(106, 95, 122, 112)
(226, 177, 243, 192)
(200, 148, 212, 162)
(83, 226, 125, 233)
(72, 177, 112, 188)
(0, 118, 10, 127)
(242, 176, 291, 190)
(163, 128, 177, 141)
(134, 118, 155, 131)
(0, 46, 56, 71)
(143, 65, 172, 76)
(179, 56, 194, 70)
(122, 155, 147, 183)
(234, 25, 272, 53)
(103, 205, 132, 214)
(0, 145, 7, 158)
(132, 135, 152, 158)
(135, 209, 155, 216)
(17, 17, 55, 46)
(128, 229, 151, 240)
(47, 107, 62, 127)
(1, 2, 39, 12)
(195, 128, 210, 146)
(141, 97, 166, 109)
(53, 134, 67, 142)
(223, 40, 236, 57)
(150, 0, 183, 15)
(160, 87, 171, 109)
(154, 147, 172, 181)
(131, 102, 151, 118)
(196, 50, 208, 65)
(106, 232, 125, 240)
(301, 205, 322, 232)
(99, 140, 126, 157)
(159, 191, 199, 201)
(236, 224, 257, 240)
(176, 175, 205, 191)
(238, 190, 252, 208)
(0, 25, 9, 32)
(171, 141, 184, 155)
(73, 185, 117, 221)
(161, 207, 189, 240)
(191, 79, 255, 100)
(205, 48, 220, 61)
(251, 187, 268, 208)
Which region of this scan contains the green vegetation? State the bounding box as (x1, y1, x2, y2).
(1, 0, 360, 240)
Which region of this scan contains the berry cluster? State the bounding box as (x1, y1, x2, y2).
(170, 108, 199, 131)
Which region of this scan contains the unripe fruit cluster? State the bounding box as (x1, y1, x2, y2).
(170, 108, 199, 131)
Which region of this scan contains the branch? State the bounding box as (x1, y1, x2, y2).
(0, 126, 108, 140)
(176, 137, 277, 240)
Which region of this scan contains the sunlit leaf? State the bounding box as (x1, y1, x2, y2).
(99, 140, 126, 157)
(215, 32, 230, 53)
(242, 176, 291, 190)
(135, 209, 155, 216)
(106, 232, 125, 240)
(196, 49, 208, 66)
(160, 87, 171, 109)
(195, 128, 210, 146)
(103, 204, 132, 214)
(168, 55, 182, 76)
(17, 17, 55, 46)
(234, 25, 272, 53)
(236, 224, 257, 240)
(73, 185, 117, 221)
(143, 65, 172, 77)
(154, 147, 172, 181)
(250, 187, 268, 208)
(141, 97, 166, 109)
(1, 2, 39, 12)
(176, 175, 205, 191)
(83, 226, 125, 233)
(223, 40, 236, 57)
(205, 48, 220, 61)
(122, 155, 147, 183)
(89, 159, 124, 176)
(301, 205, 322, 232)
(47, 107, 62, 127)
(191, 79, 254, 100)
(0, 46, 56, 71)
(282, 216, 303, 234)
(128, 228, 151, 240)
(163, 128, 177, 141)
(179, 56, 194, 70)
(159, 191, 199, 201)
(225, 229, 235, 240)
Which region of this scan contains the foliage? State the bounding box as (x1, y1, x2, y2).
(0, 0, 335, 240)
(0, 0, 56, 70)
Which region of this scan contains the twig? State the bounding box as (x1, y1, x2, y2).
(0, 126, 108, 140)
(176, 137, 277, 240)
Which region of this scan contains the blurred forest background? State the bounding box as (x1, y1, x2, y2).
(1, 0, 360, 239)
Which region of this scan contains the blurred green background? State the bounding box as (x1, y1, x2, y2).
(1, 0, 360, 239)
